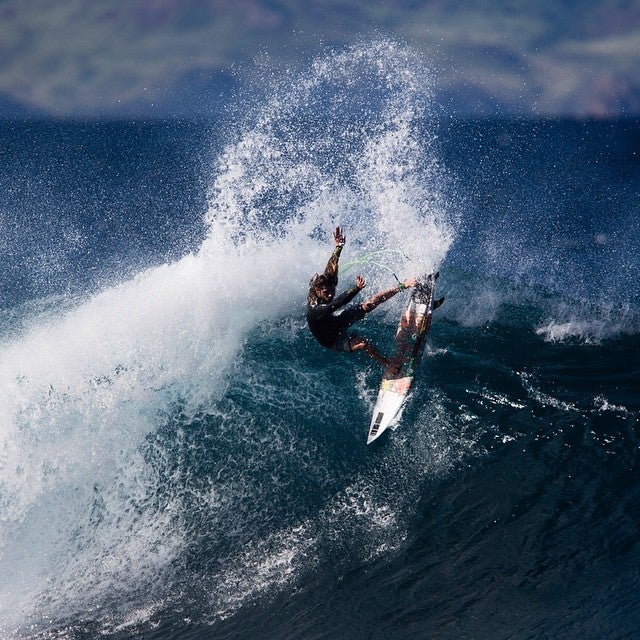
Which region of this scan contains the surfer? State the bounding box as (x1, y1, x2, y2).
(306, 227, 417, 368)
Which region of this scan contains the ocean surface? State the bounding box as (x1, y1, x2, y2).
(0, 44, 638, 639)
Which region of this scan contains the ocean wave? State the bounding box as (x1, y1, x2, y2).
(0, 40, 459, 638)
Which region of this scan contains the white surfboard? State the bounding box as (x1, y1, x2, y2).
(367, 274, 437, 444)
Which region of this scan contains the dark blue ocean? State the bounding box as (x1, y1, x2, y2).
(0, 46, 638, 639)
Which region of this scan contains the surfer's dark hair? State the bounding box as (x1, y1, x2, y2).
(309, 273, 330, 289)
(307, 272, 337, 305)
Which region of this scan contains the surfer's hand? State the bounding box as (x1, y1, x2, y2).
(333, 226, 346, 247)
(402, 277, 417, 289)
(355, 275, 366, 290)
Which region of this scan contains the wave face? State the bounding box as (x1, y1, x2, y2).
(0, 42, 638, 640)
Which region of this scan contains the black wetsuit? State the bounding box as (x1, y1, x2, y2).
(306, 286, 366, 350)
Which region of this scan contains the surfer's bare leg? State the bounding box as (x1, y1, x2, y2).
(348, 337, 402, 373)
(348, 337, 392, 367)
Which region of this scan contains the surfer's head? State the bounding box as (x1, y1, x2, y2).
(309, 273, 335, 303)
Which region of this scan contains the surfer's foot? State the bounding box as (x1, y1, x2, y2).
(385, 359, 402, 375)
(432, 296, 445, 310)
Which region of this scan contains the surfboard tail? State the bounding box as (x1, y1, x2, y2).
(367, 378, 412, 443)
(368, 410, 386, 444)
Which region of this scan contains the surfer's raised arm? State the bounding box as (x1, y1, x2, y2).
(323, 226, 346, 280)
(307, 226, 346, 306)
(360, 277, 417, 312)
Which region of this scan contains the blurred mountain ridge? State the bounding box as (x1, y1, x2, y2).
(1, 0, 639, 119)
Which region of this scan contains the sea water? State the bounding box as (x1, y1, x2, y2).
(0, 42, 638, 639)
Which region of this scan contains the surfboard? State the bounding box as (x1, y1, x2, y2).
(367, 273, 438, 444)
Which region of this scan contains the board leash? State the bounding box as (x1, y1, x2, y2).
(340, 249, 408, 285)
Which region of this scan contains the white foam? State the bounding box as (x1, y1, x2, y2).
(519, 372, 580, 412)
(535, 300, 639, 343)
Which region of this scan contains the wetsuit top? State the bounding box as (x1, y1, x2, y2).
(307, 285, 361, 348)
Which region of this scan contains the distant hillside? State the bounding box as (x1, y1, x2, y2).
(0, 0, 639, 118)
